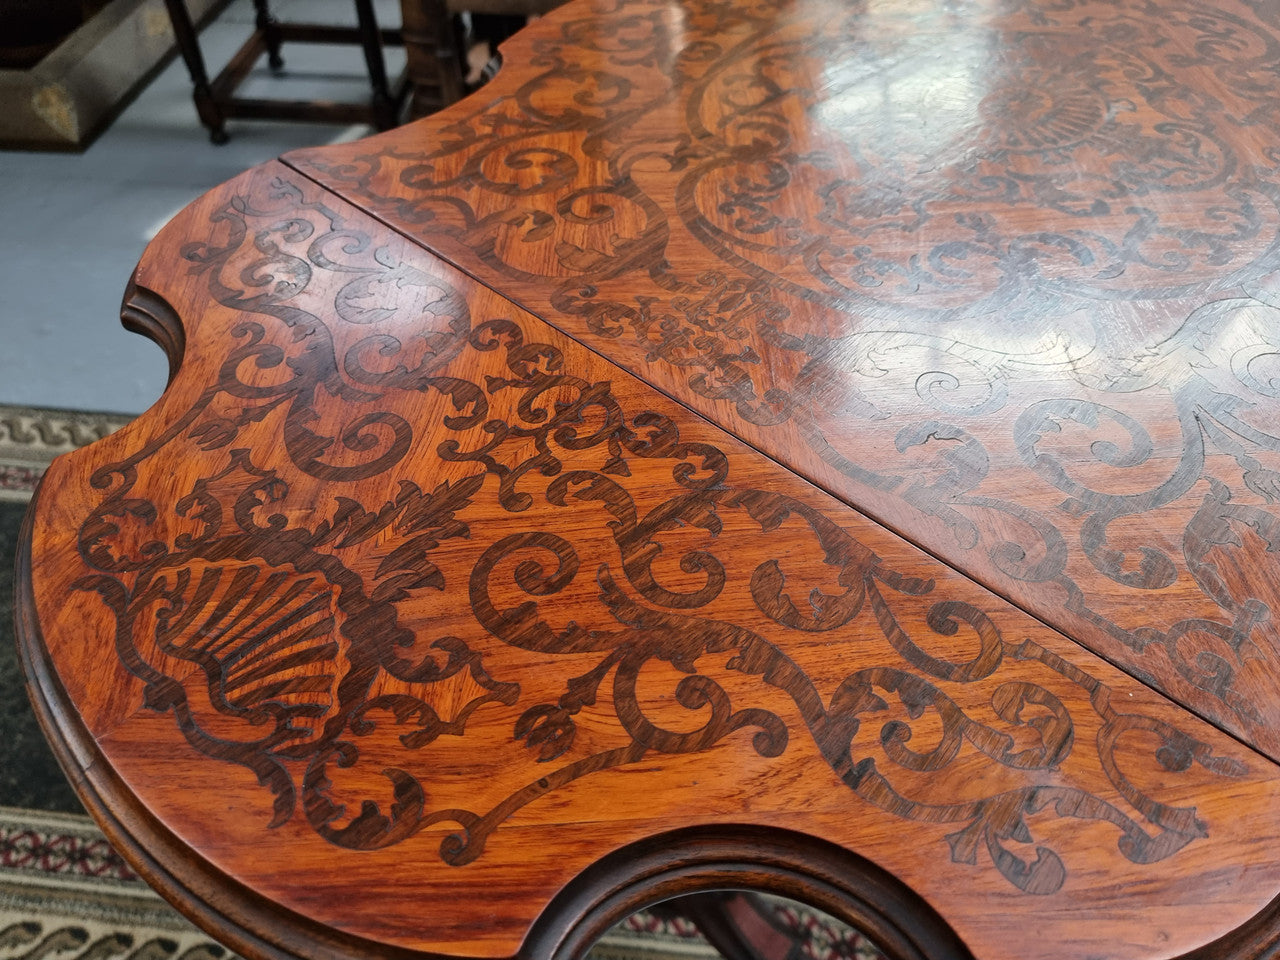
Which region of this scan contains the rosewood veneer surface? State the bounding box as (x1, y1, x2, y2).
(18, 1, 1280, 959)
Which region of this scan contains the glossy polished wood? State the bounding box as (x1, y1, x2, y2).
(292, 0, 1280, 760)
(19, 1, 1280, 960)
(23, 158, 1280, 960)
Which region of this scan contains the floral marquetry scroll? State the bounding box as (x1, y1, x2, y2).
(291, 0, 1280, 762)
(22, 1, 1280, 959)
(19, 162, 1280, 960)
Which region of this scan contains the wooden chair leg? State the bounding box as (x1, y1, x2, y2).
(166, 0, 405, 139)
(353, 0, 397, 129)
(252, 0, 285, 70)
(162, 0, 228, 143)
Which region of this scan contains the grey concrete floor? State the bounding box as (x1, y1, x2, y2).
(0, 0, 405, 415)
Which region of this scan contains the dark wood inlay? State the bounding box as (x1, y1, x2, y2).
(291, 0, 1280, 759)
(21, 2, 1280, 959)
(20, 160, 1280, 960)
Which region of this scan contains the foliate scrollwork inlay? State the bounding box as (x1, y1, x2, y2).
(67, 175, 1253, 898)
(290, 0, 1280, 750)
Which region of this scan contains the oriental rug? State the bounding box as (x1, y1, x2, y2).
(0, 403, 885, 960)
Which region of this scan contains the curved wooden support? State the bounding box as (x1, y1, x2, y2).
(120, 278, 186, 387)
(524, 828, 975, 960)
(17, 158, 1280, 960)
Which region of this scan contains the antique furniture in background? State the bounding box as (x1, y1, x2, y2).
(162, 0, 407, 142)
(0, 0, 224, 151)
(19, 0, 1280, 958)
(397, 0, 565, 118)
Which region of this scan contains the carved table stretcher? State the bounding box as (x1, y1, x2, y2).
(18, 0, 1280, 958)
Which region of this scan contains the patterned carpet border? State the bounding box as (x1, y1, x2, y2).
(0, 406, 133, 502)
(0, 806, 234, 960)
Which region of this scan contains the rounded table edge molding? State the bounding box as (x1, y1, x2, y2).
(14, 483, 457, 960)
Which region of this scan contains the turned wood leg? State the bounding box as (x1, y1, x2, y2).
(162, 0, 228, 143)
(354, 0, 397, 128)
(252, 0, 285, 70)
(399, 0, 467, 119)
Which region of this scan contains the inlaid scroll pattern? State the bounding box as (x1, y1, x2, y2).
(60, 176, 1255, 896)
(291, 0, 1280, 744)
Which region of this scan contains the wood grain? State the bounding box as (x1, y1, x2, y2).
(288, 0, 1280, 761)
(19, 161, 1280, 960)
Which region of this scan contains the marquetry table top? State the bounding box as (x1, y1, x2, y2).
(18, 1, 1280, 959)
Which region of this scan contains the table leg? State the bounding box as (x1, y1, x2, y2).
(399, 0, 466, 119)
(162, 0, 228, 143)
